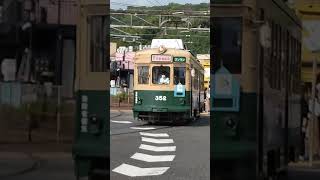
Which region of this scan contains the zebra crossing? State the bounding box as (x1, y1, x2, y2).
(112, 131, 176, 177)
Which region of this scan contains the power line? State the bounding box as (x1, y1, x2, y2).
(144, 0, 158, 7)
(111, 24, 210, 32)
(151, 0, 165, 6)
(110, 32, 209, 38)
(111, 2, 146, 8)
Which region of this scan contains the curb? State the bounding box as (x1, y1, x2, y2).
(289, 161, 320, 172)
(110, 110, 122, 119)
(0, 153, 40, 179)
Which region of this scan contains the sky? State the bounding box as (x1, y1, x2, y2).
(111, 0, 209, 10)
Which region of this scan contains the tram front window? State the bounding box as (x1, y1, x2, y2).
(213, 17, 242, 74)
(138, 66, 149, 84)
(152, 66, 170, 85)
(89, 15, 108, 72)
(174, 67, 186, 85)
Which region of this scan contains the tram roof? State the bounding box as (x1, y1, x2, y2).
(135, 48, 194, 58)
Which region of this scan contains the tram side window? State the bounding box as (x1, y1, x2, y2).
(152, 66, 170, 85)
(138, 66, 149, 84)
(89, 16, 107, 72)
(213, 17, 242, 74)
(174, 67, 186, 85)
(193, 69, 199, 90)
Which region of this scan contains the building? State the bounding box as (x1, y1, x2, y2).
(197, 54, 210, 89)
(110, 44, 135, 93)
(292, 0, 320, 89)
(0, 0, 77, 106)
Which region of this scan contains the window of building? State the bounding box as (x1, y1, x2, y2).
(89, 15, 108, 72)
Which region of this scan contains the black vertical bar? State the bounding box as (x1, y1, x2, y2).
(257, 7, 264, 178)
(284, 31, 289, 164)
(56, 0, 62, 85)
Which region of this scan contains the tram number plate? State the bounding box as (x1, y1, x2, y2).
(155, 96, 167, 101)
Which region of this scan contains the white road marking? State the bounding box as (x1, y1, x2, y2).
(130, 127, 156, 130)
(139, 132, 169, 137)
(139, 144, 176, 152)
(131, 153, 175, 162)
(142, 137, 174, 144)
(111, 120, 132, 124)
(112, 163, 169, 177)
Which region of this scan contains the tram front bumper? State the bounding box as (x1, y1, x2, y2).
(133, 106, 190, 112)
(133, 106, 191, 122)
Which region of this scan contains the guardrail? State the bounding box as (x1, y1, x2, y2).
(0, 82, 75, 144)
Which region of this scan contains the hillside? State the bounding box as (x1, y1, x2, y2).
(110, 3, 210, 54)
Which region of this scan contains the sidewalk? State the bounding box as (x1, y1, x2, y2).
(110, 103, 133, 110)
(0, 152, 37, 178)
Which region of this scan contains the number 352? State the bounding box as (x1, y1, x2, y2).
(155, 96, 167, 101)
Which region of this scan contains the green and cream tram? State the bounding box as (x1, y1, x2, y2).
(211, 0, 302, 179)
(72, 1, 109, 179)
(133, 42, 204, 123)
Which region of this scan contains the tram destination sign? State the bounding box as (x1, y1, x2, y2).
(151, 54, 172, 62)
(173, 57, 186, 62)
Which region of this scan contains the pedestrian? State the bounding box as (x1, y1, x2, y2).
(204, 88, 207, 112)
(307, 78, 320, 160)
(300, 86, 309, 161)
(205, 85, 210, 113)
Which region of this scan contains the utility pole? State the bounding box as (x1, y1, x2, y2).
(310, 57, 316, 166)
(56, 0, 62, 144)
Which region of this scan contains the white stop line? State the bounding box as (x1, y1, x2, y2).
(139, 144, 176, 152)
(139, 132, 169, 137)
(130, 127, 156, 130)
(112, 131, 176, 177)
(112, 163, 169, 177)
(111, 120, 132, 124)
(131, 153, 175, 162)
(141, 137, 174, 144)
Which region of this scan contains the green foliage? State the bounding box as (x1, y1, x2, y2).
(111, 3, 210, 54)
(127, 3, 209, 11)
(117, 92, 128, 102)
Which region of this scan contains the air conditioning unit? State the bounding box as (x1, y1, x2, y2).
(151, 39, 185, 50)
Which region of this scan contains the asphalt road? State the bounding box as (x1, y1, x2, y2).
(2, 153, 75, 180)
(110, 110, 210, 180)
(288, 167, 320, 180)
(2, 110, 320, 180)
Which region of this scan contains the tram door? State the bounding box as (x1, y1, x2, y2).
(72, 1, 109, 179)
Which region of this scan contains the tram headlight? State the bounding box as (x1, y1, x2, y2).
(137, 98, 142, 105)
(226, 118, 236, 130)
(88, 114, 101, 135)
(223, 115, 238, 137)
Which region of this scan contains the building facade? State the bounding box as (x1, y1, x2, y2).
(293, 0, 320, 88)
(0, 0, 77, 101)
